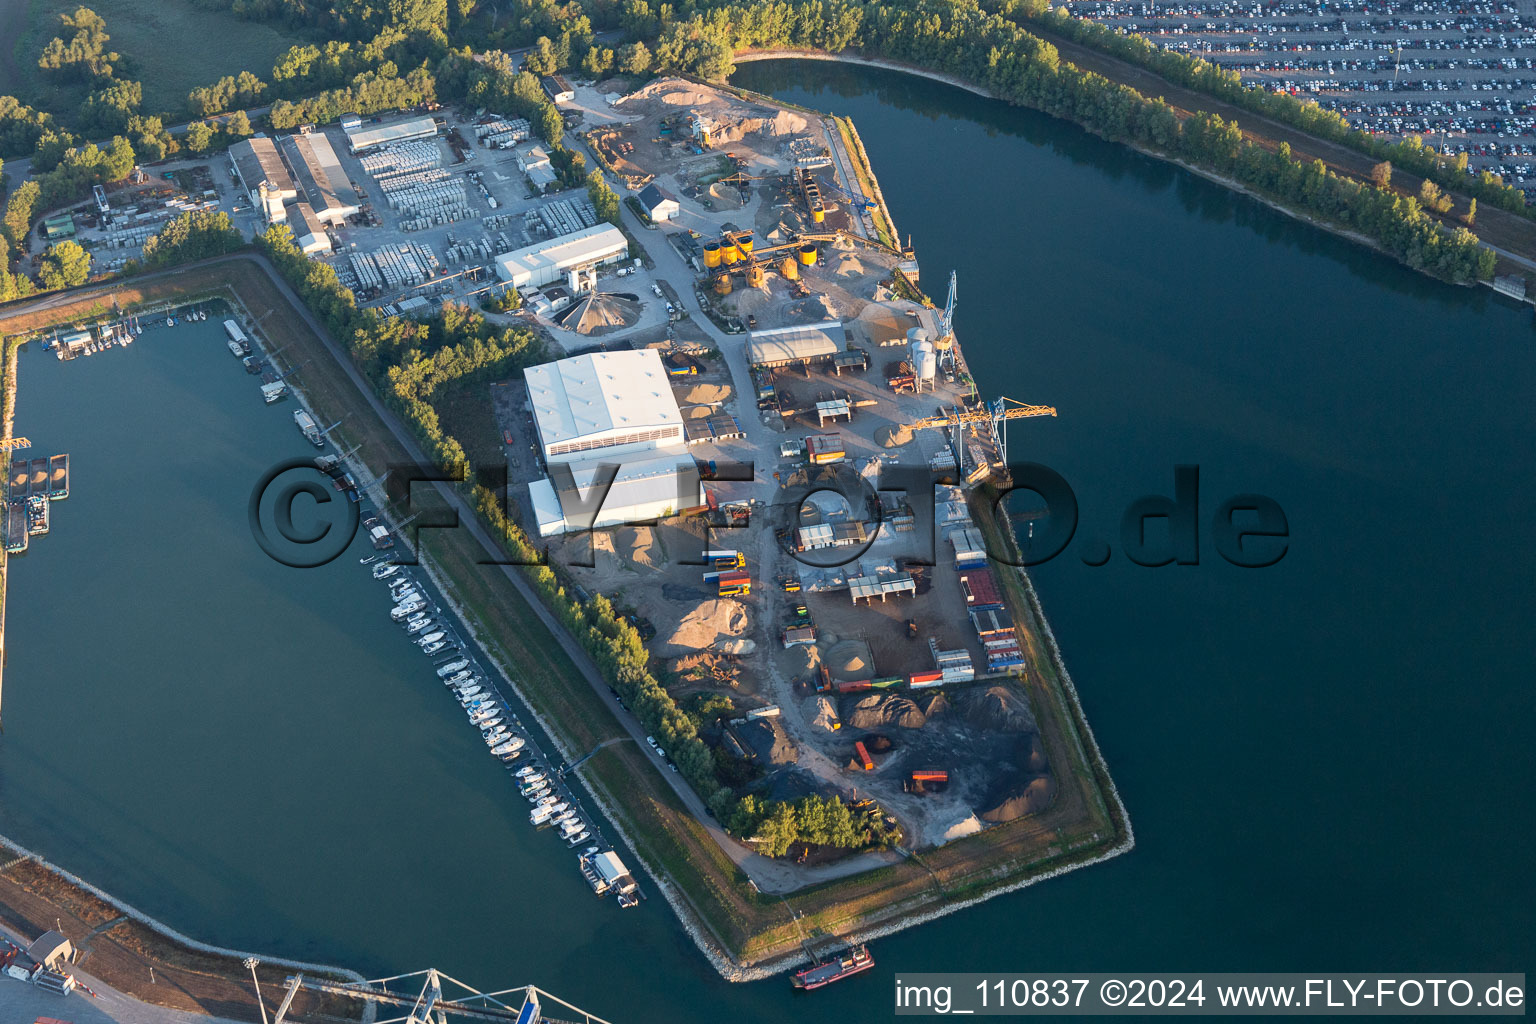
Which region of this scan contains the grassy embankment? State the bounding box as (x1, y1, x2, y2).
(0, 257, 1128, 969)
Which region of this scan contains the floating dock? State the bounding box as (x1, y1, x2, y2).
(27, 458, 47, 496)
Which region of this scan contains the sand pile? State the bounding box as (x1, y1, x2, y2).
(565, 292, 642, 334)
(878, 425, 915, 448)
(677, 382, 731, 405)
(615, 526, 659, 570)
(657, 598, 749, 656)
(811, 696, 840, 732)
(825, 640, 872, 681)
(683, 406, 712, 420)
(942, 815, 985, 841)
(845, 694, 926, 730)
(957, 685, 1039, 733)
(708, 182, 745, 209)
(917, 692, 950, 718)
(836, 254, 866, 279)
(716, 638, 756, 656)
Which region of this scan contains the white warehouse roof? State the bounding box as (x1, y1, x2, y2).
(524, 348, 683, 461)
(495, 224, 628, 288)
(345, 116, 438, 152)
(530, 452, 701, 536)
(747, 321, 846, 366)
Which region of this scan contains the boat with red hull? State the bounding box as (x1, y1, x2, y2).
(792, 944, 875, 990)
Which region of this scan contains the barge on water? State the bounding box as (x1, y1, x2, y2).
(4, 501, 28, 553)
(10, 454, 70, 499)
(791, 944, 875, 990)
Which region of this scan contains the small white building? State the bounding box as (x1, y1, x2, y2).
(289, 203, 331, 254)
(637, 183, 680, 222)
(495, 224, 629, 290)
(516, 142, 558, 189)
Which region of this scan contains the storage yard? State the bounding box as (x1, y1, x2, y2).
(474, 78, 1068, 854)
(1067, 0, 1536, 197)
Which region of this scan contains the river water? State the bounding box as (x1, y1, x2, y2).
(1, 60, 1532, 1023)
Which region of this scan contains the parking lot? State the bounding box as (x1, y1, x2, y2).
(1067, 0, 1536, 196)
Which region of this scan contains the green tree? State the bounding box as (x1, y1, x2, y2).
(185, 120, 215, 154)
(617, 41, 652, 76)
(1370, 161, 1392, 189)
(2, 180, 39, 245)
(1463, 198, 1477, 227)
(581, 46, 614, 77)
(225, 110, 254, 138)
(758, 801, 798, 857)
(38, 239, 91, 289)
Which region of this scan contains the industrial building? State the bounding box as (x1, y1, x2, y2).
(637, 183, 680, 222)
(280, 131, 358, 225)
(746, 321, 846, 369)
(522, 348, 696, 535)
(525, 348, 684, 463)
(344, 115, 438, 153)
(528, 450, 702, 536)
(517, 142, 558, 189)
(495, 224, 629, 289)
(542, 75, 575, 103)
(229, 137, 298, 222)
(289, 203, 331, 254)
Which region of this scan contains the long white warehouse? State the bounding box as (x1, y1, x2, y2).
(524, 348, 683, 464)
(528, 451, 702, 537)
(495, 224, 628, 289)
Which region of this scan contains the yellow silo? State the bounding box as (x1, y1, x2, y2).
(703, 242, 722, 269)
(798, 244, 818, 266)
(811, 205, 825, 223)
(722, 242, 742, 265)
(713, 274, 733, 295)
(746, 264, 766, 288)
(779, 257, 799, 281)
(738, 233, 754, 256)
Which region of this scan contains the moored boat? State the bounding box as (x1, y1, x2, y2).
(791, 945, 875, 990)
(436, 659, 471, 678)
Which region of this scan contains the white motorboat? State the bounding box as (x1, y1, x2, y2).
(488, 733, 522, 751)
(457, 685, 485, 701)
(422, 640, 452, 655)
(390, 601, 425, 621)
(360, 555, 377, 565)
(559, 819, 585, 837)
(392, 587, 421, 605)
(436, 659, 471, 678)
(373, 563, 399, 580)
(389, 580, 417, 598)
(469, 707, 499, 723)
(477, 718, 505, 734)
(405, 617, 435, 635)
(415, 630, 447, 646)
(524, 784, 551, 801)
(519, 773, 547, 789)
(442, 670, 475, 687)
(566, 831, 591, 847)
(491, 738, 523, 756)
(514, 765, 541, 779)
(530, 804, 559, 825)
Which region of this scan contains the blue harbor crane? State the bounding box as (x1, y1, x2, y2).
(820, 178, 877, 211)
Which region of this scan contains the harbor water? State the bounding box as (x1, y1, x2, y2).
(0, 59, 1532, 1023)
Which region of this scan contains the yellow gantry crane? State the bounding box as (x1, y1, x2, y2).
(903, 397, 1057, 466)
(0, 438, 31, 452)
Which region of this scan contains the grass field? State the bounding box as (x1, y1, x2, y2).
(0, 0, 302, 115)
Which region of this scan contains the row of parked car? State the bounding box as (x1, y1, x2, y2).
(1070, 0, 1536, 194)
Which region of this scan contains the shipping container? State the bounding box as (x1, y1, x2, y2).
(970, 606, 1015, 639)
(705, 549, 744, 570)
(908, 670, 944, 688)
(870, 676, 904, 689)
(958, 568, 1003, 607)
(836, 679, 873, 694)
(911, 769, 949, 783)
(854, 741, 874, 771)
